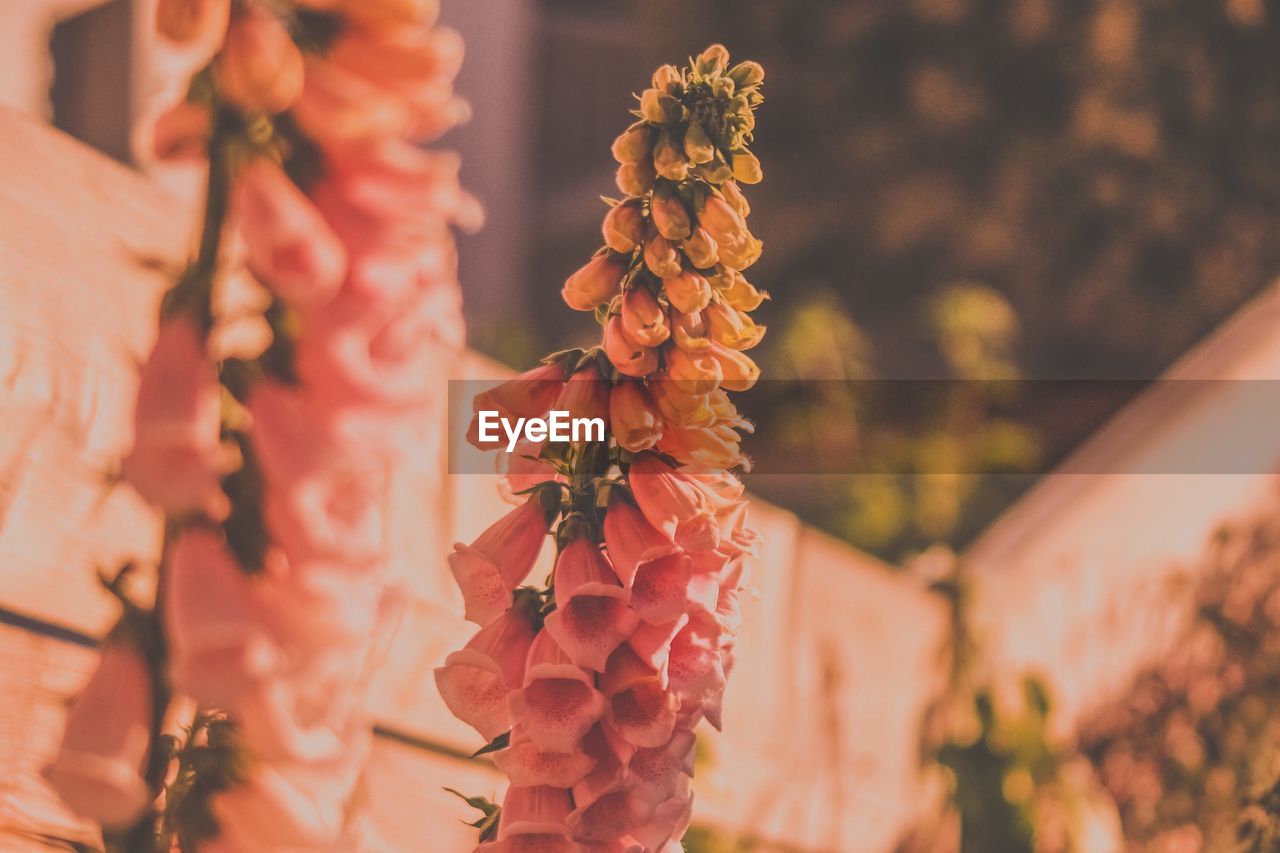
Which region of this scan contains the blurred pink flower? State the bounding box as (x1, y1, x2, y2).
(165, 528, 277, 707)
(42, 642, 152, 830)
(249, 381, 390, 569)
(120, 317, 228, 519)
(292, 23, 468, 149)
(214, 6, 304, 114)
(209, 745, 366, 851)
(233, 158, 347, 309)
(155, 0, 230, 46)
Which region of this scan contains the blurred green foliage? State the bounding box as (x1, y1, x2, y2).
(575, 0, 1280, 560)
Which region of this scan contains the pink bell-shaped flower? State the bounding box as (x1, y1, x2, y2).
(120, 317, 228, 519)
(42, 641, 153, 830)
(165, 528, 277, 708)
(234, 158, 347, 309)
(447, 491, 554, 625)
(542, 537, 639, 673)
(492, 724, 597, 789)
(599, 644, 678, 749)
(476, 785, 584, 853)
(508, 630, 606, 754)
(434, 601, 538, 741)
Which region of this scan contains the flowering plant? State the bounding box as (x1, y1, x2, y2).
(43, 0, 474, 849)
(437, 44, 767, 852)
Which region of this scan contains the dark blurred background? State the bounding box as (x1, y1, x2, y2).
(443, 0, 1280, 562)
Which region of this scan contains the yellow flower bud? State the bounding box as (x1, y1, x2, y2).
(720, 180, 751, 218)
(653, 131, 690, 181)
(695, 44, 731, 76)
(643, 234, 683, 279)
(682, 227, 719, 270)
(705, 300, 765, 350)
(698, 194, 748, 248)
(728, 61, 765, 89)
(683, 122, 716, 165)
(670, 306, 712, 352)
(731, 150, 763, 184)
(651, 371, 716, 427)
(710, 343, 759, 392)
(610, 381, 664, 453)
(615, 160, 657, 196)
(612, 124, 653, 164)
(602, 198, 646, 253)
(604, 314, 658, 378)
(640, 89, 681, 124)
(666, 345, 722, 396)
(650, 185, 692, 241)
(215, 7, 305, 114)
(621, 286, 670, 347)
(562, 252, 628, 311)
(718, 235, 763, 271)
(663, 270, 712, 315)
(709, 77, 735, 99)
(659, 421, 745, 471)
(696, 157, 734, 185)
(706, 388, 746, 425)
(651, 64, 683, 94)
(711, 270, 768, 311)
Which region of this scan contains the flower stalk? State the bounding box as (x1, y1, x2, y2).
(442, 44, 767, 851)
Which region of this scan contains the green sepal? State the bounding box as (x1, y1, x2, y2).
(471, 730, 511, 759)
(444, 788, 502, 840)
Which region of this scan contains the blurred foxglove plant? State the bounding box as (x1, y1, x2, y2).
(43, 0, 477, 849)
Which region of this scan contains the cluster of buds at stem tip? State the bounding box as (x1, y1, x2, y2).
(45, 0, 475, 849)
(445, 45, 766, 852)
(557, 44, 768, 473)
